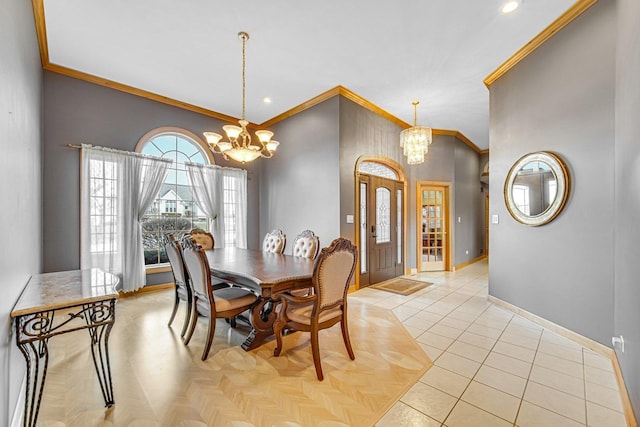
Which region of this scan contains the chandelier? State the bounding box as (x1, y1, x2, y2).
(399, 101, 432, 165)
(203, 32, 279, 163)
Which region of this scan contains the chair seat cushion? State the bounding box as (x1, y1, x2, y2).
(287, 304, 342, 325)
(212, 287, 257, 311)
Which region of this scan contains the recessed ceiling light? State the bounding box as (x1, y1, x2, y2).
(501, 0, 520, 14)
(263, 97, 272, 104)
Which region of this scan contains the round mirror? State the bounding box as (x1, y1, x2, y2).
(504, 151, 570, 226)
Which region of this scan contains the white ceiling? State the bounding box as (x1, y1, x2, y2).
(43, 0, 577, 150)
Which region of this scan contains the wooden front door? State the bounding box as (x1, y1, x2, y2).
(358, 174, 404, 286)
(418, 184, 449, 272)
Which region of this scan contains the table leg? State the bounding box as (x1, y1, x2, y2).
(241, 297, 277, 351)
(84, 300, 116, 407)
(15, 315, 51, 427)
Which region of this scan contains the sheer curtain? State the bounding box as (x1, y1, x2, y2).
(81, 144, 171, 292)
(222, 167, 247, 249)
(186, 162, 247, 248)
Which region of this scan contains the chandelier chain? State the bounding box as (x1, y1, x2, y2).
(241, 33, 247, 121)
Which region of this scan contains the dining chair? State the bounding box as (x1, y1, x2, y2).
(273, 237, 358, 380)
(188, 228, 234, 290)
(164, 234, 193, 338)
(291, 230, 320, 259)
(190, 228, 215, 250)
(288, 230, 320, 297)
(262, 229, 286, 254)
(181, 236, 258, 361)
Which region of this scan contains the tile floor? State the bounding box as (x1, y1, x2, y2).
(349, 259, 627, 427)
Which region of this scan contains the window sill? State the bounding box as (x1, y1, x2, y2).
(146, 264, 171, 274)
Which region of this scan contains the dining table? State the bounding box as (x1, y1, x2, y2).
(204, 247, 315, 351)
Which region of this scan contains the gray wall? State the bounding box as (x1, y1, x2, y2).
(454, 142, 484, 262)
(338, 97, 483, 270)
(489, 1, 615, 345)
(0, 0, 43, 423)
(259, 97, 341, 252)
(42, 72, 262, 284)
(614, 0, 640, 416)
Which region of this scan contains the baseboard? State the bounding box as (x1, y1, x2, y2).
(453, 255, 487, 271)
(488, 295, 611, 356)
(118, 282, 173, 298)
(611, 352, 638, 427)
(488, 295, 638, 427)
(10, 375, 25, 427)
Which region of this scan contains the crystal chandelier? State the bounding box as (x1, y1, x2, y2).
(399, 101, 432, 165)
(204, 32, 279, 163)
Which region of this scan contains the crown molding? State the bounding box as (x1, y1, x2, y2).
(32, 0, 49, 66)
(262, 86, 482, 153)
(44, 63, 242, 124)
(31, 2, 482, 153)
(484, 0, 599, 88)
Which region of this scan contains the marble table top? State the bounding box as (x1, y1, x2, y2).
(11, 269, 119, 317)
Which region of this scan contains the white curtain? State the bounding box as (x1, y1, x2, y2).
(81, 144, 171, 292)
(186, 162, 247, 248)
(222, 167, 247, 249)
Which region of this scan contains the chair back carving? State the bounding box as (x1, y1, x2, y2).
(313, 238, 357, 311)
(190, 228, 215, 250)
(292, 230, 320, 259)
(262, 229, 286, 254)
(181, 236, 213, 302)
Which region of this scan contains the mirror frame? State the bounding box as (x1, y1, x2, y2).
(504, 151, 570, 226)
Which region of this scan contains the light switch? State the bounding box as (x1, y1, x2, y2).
(491, 214, 499, 224)
(346, 215, 354, 224)
(457, 217, 461, 223)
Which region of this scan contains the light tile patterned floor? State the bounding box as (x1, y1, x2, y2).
(350, 259, 628, 427)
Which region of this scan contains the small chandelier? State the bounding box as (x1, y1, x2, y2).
(204, 32, 279, 163)
(400, 100, 432, 165)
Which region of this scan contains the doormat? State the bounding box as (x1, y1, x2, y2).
(370, 278, 432, 296)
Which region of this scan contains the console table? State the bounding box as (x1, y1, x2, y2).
(10, 269, 119, 427)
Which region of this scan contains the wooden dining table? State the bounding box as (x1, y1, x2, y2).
(205, 247, 315, 351)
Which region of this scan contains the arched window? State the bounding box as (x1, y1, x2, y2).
(136, 128, 213, 265)
(357, 161, 399, 180)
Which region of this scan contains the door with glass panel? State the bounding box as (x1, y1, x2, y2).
(358, 173, 404, 287)
(418, 184, 449, 271)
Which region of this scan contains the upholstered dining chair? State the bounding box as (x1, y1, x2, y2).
(262, 229, 286, 254)
(273, 237, 358, 381)
(291, 230, 320, 259)
(288, 230, 320, 297)
(164, 234, 193, 338)
(189, 228, 215, 250)
(188, 228, 234, 291)
(181, 236, 258, 361)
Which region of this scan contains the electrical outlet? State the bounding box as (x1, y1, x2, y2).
(491, 214, 499, 224)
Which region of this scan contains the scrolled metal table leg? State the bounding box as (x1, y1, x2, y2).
(15, 315, 51, 427)
(84, 299, 116, 407)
